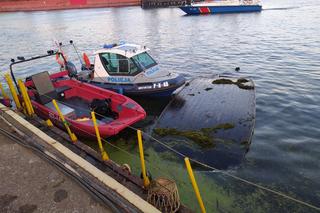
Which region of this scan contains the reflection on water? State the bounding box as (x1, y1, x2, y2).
(1, 0, 320, 211)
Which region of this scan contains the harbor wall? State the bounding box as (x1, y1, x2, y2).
(0, 0, 141, 12)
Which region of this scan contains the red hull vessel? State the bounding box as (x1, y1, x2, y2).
(23, 70, 146, 138)
(9, 49, 146, 139)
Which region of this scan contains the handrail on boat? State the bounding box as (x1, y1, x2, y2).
(9, 50, 61, 91)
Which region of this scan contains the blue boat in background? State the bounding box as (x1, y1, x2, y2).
(179, 0, 262, 15)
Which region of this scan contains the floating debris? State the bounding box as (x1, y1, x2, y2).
(187, 93, 195, 96)
(205, 87, 213, 91)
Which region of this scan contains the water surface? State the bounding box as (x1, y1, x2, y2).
(0, 0, 319, 212)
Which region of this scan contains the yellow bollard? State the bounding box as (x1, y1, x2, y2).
(137, 130, 150, 187)
(0, 83, 8, 99)
(91, 111, 109, 161)
(52, 99, 77, 143)
(46, 119, 53, 127)
(4, 73, 21, 110)
(18, 80, 32, 116)
(184, 157, 206, 213)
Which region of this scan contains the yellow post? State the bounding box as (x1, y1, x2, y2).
(18, 79, 34, 114)
(0, 83, 8, 99)
(46, 119, 53, 127)
(52, 99, 77, 143)
(4, 73, 21, 110)
(24, 83, 34, 114)
(184, 157, 206, 213)
(91, 111, 109, 161)
(137, 130, 150, 187)
(18, 80, 32, 116)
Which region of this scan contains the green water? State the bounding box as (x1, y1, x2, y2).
(85, 129, 314, 213)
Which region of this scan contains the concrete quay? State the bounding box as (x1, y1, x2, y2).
(0, 120, 112, 213)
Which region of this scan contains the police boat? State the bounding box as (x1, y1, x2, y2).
(72, 42, 186, 97)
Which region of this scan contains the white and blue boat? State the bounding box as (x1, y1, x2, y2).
(179, 0, 262, 15)
(74, 42, 186, 97)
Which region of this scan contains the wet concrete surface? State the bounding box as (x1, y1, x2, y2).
(0, 122, 112, 213)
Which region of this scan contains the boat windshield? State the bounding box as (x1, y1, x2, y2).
(99, 52, 140, 75)
(131, 52, 157, 70)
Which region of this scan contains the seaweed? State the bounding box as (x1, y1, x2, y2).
(237, 84, 254, 90)
(212, 79, 234, 84)
(212, 78, 254, 90)
(237, 78, 249, 84)
(153, 123, 235, 148)
(201, 123, 235, 135)
(153, 128, 212, 146)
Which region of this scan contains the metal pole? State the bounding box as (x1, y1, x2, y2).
(52, 99, 77, 143)
(0, 83, 8, 99)
(184, 157, 206, 213)
(4, 73, 21, 110)
(17, 80, 32, 116)
(18, 79, 34, 115)
(91, 111, 109, 161)
(137, 130, 150, 187)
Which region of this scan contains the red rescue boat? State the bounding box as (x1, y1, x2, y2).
(10, 50, 146, 138)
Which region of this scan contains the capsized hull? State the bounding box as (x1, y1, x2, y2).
(179, 5, 262, 15)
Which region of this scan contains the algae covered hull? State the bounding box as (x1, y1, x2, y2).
(153, 77, 256, 169)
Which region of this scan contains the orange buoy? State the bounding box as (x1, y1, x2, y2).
(83, 52, 91, 69)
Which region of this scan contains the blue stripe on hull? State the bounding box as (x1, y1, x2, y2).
(179, 5, 262, 15)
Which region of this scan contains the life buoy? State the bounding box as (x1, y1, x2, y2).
(56, 52, 67, 66)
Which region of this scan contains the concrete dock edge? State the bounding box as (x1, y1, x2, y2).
(0, 103, 160, 213)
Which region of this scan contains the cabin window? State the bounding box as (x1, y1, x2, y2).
(132, 52, 157, 70)
(100, 53, 118, 73)
(99, 53, 140, 75)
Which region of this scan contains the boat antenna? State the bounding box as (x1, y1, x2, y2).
(69, 40, 84, 67)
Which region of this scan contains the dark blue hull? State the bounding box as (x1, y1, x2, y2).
(179, 5, 262, 15)
(81, 75, 186, 98)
